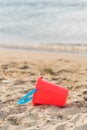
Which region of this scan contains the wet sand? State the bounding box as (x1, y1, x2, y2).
(0, 48, 87, 130)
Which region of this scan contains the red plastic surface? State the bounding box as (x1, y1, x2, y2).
(32, 76, 69, 107)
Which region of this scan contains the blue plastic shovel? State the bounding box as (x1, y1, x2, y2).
(18, 89, 37, 105)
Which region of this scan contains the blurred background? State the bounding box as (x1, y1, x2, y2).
(0, 0, 87, 52)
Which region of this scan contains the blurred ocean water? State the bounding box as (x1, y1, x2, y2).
(0, 0, 87, 46)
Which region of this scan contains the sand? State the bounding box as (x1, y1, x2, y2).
(0, 48, 87, 130)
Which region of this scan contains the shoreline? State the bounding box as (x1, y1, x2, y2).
(0, 47, 87, 64)
(0, 43, 87, 56)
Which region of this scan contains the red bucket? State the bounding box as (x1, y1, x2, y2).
(32, 76, 69, 107)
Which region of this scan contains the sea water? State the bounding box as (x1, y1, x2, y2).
(0, 0, 87, 46)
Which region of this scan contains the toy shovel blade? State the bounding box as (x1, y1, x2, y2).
(18, 89, 37, 105)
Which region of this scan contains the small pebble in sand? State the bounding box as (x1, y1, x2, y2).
(83, 95, 87, 101)
(1, 80, 12, 84)
(82, 89, 87, 95)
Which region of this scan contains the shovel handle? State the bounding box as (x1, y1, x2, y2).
(18, 89, 37, 105)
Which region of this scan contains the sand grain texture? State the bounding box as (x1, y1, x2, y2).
(0, 49, 87, 130)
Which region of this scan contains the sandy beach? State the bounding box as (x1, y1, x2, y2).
(0, 48, 87, 130)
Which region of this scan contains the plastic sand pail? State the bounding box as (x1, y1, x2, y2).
(18, 76, 69, 107)
(32, 76, 68, 107)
